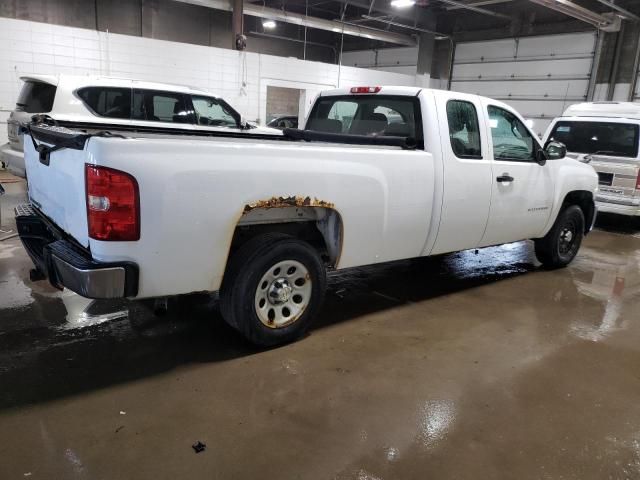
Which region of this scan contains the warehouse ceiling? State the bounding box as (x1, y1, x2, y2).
(235, 0, 640, 50)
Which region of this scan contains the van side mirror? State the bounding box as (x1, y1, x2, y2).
(545, 141, 566, 160)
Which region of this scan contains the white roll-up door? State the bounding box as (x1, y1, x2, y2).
(450, 32, 597, 135)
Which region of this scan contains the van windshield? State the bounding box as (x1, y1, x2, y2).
(16, 81, 56, 113)
(548, 121, 639, 158)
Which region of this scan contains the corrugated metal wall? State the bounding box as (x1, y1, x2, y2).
(450, 32, 597, 135)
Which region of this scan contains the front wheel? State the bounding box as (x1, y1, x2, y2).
(534, 205, 585, 268)
(220, 233, 327, 346)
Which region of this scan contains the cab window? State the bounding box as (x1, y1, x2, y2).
(488, 105, 535, 161)
(192, 96, 239, 127)
(306, 95, 423, 148)
(446, 100, 482, 159)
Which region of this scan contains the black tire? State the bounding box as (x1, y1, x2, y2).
(220, 233, 327, 346)
(534, 205, 585, 268)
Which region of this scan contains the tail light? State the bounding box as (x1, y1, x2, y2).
(350, 86, 381, 94)
(636, 170, 640, 190)
(85, 164, 140, 241)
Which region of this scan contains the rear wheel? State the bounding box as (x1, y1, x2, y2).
(220, 233, 326, 346)
(534, 205, 585, 268)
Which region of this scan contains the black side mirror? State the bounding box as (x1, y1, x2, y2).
(545, 141, 567, 160)
(535, 148, 547, 166)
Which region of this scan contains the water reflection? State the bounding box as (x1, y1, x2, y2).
(571, 248, 640, 342)
(416, 400, 455, 449)
(58, 293, 129, 330)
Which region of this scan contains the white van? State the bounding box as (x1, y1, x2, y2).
(1, 74, 279, 177)
(543, 102, 640, 217)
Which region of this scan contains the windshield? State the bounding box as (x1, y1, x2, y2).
(548, 121, 639, 158)
(305, 95, 422, 146)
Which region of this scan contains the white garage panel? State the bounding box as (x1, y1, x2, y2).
(451, 32, 597, 135)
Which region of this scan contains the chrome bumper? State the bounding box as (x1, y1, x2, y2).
(15, 203, 138, 299)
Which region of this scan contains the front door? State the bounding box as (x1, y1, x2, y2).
(479, 102, 555, 247)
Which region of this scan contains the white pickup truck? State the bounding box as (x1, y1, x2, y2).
(16, 86, 598, 346)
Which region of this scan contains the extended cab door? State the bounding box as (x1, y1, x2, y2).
(479, 101, 555, 246)
(431, 93, 493, 255)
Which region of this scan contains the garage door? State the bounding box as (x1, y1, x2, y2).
(450, 32, 597, 135)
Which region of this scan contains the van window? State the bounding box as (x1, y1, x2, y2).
(16, 81, 56, 113)
(488, 105, 535, 161)
(77, 87, 131, 119)
(446, 100, 482, 159)
(132, 90, 191, 123)
(548, 121, 639, 158)
(192, 96, 239, 127)
(306, 95, 423, 147)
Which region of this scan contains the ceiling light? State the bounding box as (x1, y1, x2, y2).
(390, 0, 415, 8)
(263, 19, 276, 29)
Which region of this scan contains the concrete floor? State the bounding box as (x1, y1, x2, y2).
(1, 178, 640, 480)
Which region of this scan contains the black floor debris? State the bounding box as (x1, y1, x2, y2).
(192, 441, 206, 453)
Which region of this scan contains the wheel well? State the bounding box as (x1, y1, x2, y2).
(229, 206, 343, 267)
(562, 190, 595, 233)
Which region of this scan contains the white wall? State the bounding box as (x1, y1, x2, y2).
(0, 17, 418, 141)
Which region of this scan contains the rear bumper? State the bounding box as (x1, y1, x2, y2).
(596, 198, 640, 217)
(1, 143, 25, 178)
(15, 203, 138, 298)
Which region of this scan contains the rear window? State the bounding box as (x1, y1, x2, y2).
(16, 81, 56, 113)
(548, 121, 639, 158)
(306, 95, 423, 147)
(77, 87, 132, 119)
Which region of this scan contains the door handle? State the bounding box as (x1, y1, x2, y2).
(496, 174, 514, 183)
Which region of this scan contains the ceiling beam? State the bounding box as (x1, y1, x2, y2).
(526, 0, 614, 28)
(445, 0, 514, 11)
(437, 0, 510, 19)
(594, 0, 640, 22)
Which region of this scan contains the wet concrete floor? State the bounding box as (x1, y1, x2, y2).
(1, 178, 640, 479)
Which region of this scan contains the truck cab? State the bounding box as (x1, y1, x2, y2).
(543, 102, 640, 217)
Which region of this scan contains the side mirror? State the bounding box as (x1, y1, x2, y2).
(545, 141, 567, 160)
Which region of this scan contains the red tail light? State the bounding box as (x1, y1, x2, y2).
(636, 170, 640, 190)
(350, 86, 381, 94)
(85, 164, 140, 241)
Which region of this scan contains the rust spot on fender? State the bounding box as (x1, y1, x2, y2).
(243, 196, 335, 214)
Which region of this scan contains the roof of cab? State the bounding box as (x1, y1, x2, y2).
(19, 74, 215, 97)
(319, 86, 423, 97)
(562, 101, 640, 119)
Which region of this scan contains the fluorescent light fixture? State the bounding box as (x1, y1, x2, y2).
(390, 0, 415, 8)
(262, 19, 276, 29)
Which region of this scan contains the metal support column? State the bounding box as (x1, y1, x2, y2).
(232, 0, 245, 50)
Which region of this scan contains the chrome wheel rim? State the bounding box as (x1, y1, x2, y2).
(254, 260, 312, 329)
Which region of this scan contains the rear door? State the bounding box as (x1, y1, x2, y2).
(431, 93, 493, 254)
(479, 102, 555, 246)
